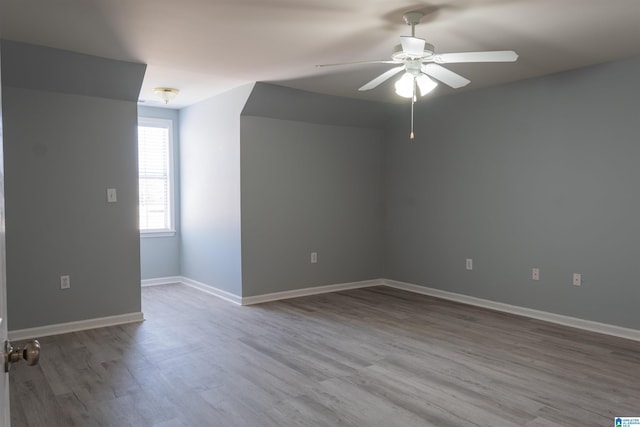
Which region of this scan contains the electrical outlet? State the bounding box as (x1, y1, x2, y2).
(573, 273, 581, 286)
(532, 268, 540, 281)
(465, 258, 473, 270)
(60, 275, 71, 289)
(310, 252, 318, 264)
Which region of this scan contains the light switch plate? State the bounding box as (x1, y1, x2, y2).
(107, 188, 117, 203)
(60, 275, 70, 289)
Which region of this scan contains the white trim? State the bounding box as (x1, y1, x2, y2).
(139, 276, 640, 342)
(140, 230, 176, 238)
(180, 277, 243, 305)
(383, 279, 640, 342)
(141, 276, 183, 287)
(8, 312, 144, 341)
(241, 279, 384, 305)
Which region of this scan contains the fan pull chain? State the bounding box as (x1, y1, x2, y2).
(410, 80, 416, 140)
(410, 97, 415, 140)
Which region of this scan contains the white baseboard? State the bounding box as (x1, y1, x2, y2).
(180, 277, 243, 305)
(173, 276, 381, 306)
(8, 312, 144, 341)
(383, 279, 640, 342)
(241, 279, 384, 305)
(141, 276, 183, 287)
(142, 275, 640, 342)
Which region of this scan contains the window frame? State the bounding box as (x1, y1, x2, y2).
(138, 117, 176, 238)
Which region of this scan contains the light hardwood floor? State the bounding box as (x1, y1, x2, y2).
(9, 284, 640, 426)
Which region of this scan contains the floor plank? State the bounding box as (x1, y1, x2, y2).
(9, 284, 640, 426)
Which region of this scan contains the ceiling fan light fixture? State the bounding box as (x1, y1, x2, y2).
(154, 87, 179, 104)
(318, 9, 518, 139)
(394, 73, 415, 98)
(416, 74, 437, 96)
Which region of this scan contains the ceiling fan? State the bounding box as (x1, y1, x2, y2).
(318, 10, 518, 138)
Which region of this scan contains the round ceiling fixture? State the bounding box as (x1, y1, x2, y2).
(154, 87, 179, 104)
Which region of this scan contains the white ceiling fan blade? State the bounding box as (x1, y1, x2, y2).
(400, 36, 426, 56)
(422, 64, 470, 89)
(434, 50, 518, 64)
(317, 60, 400, 68)
(358, 66, 405, 91)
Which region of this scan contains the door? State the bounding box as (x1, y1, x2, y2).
(0, 37, 10, 423)
(0, 47, 41, 426)
(0, 41, 9, 423)
(0, 156, 8, 424)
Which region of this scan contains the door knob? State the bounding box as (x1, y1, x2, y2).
(4, 340, 41, 372)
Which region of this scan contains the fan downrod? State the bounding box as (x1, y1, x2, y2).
(403, 11, 424, 37)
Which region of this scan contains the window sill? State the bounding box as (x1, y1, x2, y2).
(140, 230, 176, 238)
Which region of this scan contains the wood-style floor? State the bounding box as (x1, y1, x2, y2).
(9, 284, 640, 426)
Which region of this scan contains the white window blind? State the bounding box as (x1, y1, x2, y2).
(138, 118, 174, 234)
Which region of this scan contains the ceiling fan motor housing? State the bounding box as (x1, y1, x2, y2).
(392, 43, 435, 61)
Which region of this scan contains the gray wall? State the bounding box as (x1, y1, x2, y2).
(138, 105, 181, 280)
(240, 84, 390, 296)
(385, 55, 640, 329)
(241, 116, 385, 296)
(179, 84, 254, 296)
(1, 41, 145, 330)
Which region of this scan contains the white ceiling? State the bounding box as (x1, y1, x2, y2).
(2, 0, 640, 109)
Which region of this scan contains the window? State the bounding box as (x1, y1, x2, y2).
(138, 118, 174, 236)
